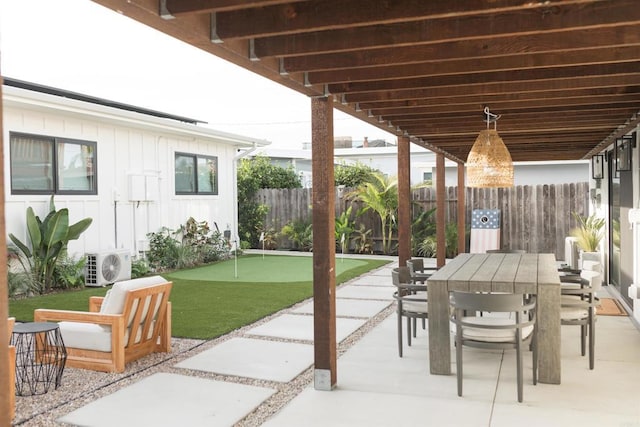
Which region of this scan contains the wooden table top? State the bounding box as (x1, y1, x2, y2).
(428, 253, 560, 294)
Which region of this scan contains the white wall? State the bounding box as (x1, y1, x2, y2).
(3, 88, 254, 259)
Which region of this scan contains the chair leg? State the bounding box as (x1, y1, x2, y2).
(456, 331, 463, 397)
(589, 313, 596, 370)
(397, 310, 403, 358)
(516, 341, 523, 403)
(532, 330, 538, 386)
(580, 324, 587, 356)
(406, 316, 412, 347)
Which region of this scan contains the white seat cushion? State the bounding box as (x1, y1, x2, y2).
(402, 292, 427, 313)
(58, 322, 112, 352)
(561, 306, 590, 320)
(457, 316, 533, 343)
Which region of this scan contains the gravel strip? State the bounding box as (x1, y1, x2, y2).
(12, 266, 395, 426)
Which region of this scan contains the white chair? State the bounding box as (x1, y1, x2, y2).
(392, 267, 427, 357)
(450, 291, 537, 402)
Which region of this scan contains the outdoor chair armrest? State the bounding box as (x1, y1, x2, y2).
(396, 283, 427, 293)
(34, 309, 123, 327)
(89, 296, 105, 313)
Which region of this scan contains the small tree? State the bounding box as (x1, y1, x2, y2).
(238, 155, 301, 247)
(334, 161, 378, 187)
(348, 172, 398, 254)
(9, 196, 92, 293)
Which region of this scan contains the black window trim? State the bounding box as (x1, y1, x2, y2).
(174, 151, 219, 196)
(9, 131, 98, 196)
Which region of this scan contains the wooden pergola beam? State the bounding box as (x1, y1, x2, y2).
(256, 1, 640, 59)
(397, 136, 411, 268)
(436, 153, 446, 268)
(311, 96, 336, 390)
(0, 74, 10, 427)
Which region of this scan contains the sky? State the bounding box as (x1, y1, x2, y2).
(0, 0, 397, 148)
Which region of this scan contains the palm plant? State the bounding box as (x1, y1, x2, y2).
(281, 219, 313, 252)
(349, 173, 398, 254)
(570, 212, 605, 252)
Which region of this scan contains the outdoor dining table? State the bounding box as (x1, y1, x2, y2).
(427, 253, 561, 384)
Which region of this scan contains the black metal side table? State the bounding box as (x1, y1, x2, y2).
(11, 322, 67, 396)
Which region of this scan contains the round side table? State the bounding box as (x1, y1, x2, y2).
(11, 322, 67, 396)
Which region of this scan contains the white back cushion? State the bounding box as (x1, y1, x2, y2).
(100, 276, 168, 315)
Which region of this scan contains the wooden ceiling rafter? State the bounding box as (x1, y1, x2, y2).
(92, 0, 640, 162)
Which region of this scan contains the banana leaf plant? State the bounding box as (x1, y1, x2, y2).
(9, 196, 92, 293)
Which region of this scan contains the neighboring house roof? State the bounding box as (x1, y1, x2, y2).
(2, 78, 270, 148)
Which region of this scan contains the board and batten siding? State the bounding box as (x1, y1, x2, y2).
(3, 97, 239, 259)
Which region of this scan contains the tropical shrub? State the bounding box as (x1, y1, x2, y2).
(52, 255, 86, 290)
(281, 219, 313, 251)
(335, 206, 355, 253)
(8, 196, 92, 293)
(131, 257, 151, 279)
(570, 212, 605, 252)
(257, 226, 279, 250)
(352, 224, 373, 254)
(147, 218, 231, 271)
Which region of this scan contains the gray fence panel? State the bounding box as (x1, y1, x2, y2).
(256, 182, 589, 258)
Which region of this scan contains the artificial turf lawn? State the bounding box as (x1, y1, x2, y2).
(9, 255, 390, 340)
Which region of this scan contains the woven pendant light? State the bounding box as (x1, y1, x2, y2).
(466, 108, 514, 188)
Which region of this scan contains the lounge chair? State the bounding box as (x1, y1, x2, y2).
(34, 276, 172, 373)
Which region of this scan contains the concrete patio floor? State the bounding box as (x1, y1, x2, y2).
(56, 257, 640, 427)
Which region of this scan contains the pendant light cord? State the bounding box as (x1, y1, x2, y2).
(484, 106, 501, 130)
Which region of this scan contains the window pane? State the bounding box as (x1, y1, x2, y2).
(10, 135, 54, 192)
(57, 141, 96, 191)
(175, 154, 195, 193)
(197, 156, 218, 194)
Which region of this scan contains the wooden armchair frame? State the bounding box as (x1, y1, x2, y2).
(7, 317, 15, 420)
(34, 281, 172, 373)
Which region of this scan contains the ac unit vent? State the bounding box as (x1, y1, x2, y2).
(85, 249, 132, 287)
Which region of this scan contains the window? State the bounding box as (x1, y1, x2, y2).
(10, 132, 97, 195)
(175, 152, 218, 195)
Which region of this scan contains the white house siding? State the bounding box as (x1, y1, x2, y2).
(3, 86, 264, 260)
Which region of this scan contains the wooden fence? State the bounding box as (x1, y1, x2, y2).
(256, 182, 589, 258)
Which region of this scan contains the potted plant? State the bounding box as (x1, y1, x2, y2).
(570, 212, 605, 264)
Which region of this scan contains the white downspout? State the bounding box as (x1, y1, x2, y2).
(232, 142, 259, 246)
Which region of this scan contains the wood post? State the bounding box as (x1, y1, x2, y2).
(397, 136, 411, 267)
(457, 162, 466, 254)
(0, 73, 12, 426)
(311, 97, 337, 390)
(436, 153, 446, 267)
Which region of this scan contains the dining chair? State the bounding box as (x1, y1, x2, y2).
(405, 258, 437, 284)
(560, 269, 601, 369)
(450, 291, 537, 402)
(391, 267, 427, 357)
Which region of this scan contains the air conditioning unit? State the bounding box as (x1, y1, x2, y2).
(85, 249, 132, 287)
